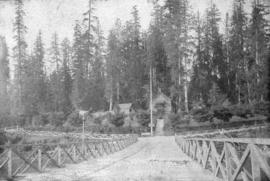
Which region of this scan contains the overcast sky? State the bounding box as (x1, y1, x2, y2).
(0, 0, 260, 52)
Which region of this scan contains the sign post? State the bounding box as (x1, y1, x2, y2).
(150, 64, 153, 136)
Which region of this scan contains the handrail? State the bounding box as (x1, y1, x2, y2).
(175, 135, 270, 181)
(0, 135, 137, 148)
(183, 137, 270, 145)
(0, 134, 138, 180)
(178, 125, 267, 138)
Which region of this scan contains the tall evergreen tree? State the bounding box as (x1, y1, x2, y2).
(13, 0, 27, 114)
(248, 0, 270, 101)
(106, 19, 123, 110)
(0, 36, 10, 114)
(32, 30, 47, 112)
(228, 0, 248, 104)
(205, 2, 228, 104)
(163, 0, 194, 112)
(61, 38, 73, 114)
(71, 21, 86, 109)
(119, 6, 147, 106)
(85, 18, 106, 111)
(148, 3, 171, 95)
(163, 0, 183, 112)
(189, 12, 205, 105)
(49, 32, 61, 111)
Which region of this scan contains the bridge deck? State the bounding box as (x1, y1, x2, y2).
(22, 136, 215, 181)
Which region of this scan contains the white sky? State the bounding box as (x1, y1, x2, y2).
(0, 0, 258, 53)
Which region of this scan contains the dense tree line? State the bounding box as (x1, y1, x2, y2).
(0, 0, 269, 127)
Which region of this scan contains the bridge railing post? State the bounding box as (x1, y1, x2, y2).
(38, 147, 42, 172)
(7, 143, 12, 178)
(57, 145, 61, 166)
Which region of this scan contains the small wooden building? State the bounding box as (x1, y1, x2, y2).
(113, 103, 135, 115)
(152, 92, 171, 116)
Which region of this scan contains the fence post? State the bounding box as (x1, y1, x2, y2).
(7, 143, 12, 178)
(57, 146, 61, 166)
(72, 145, 77, 161)
(38, 147, 42, 171)
(224, 142, 231, 181)
(251, 145, 261, 181)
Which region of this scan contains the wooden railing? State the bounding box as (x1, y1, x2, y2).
(0, 134, 137, 180)
(179, 125, 268, 139)
(175, 136, 270, 181)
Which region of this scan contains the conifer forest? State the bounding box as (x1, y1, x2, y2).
(0, 0, 269, 133)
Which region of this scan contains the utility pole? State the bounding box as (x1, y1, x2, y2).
(144, 36, 153, 136)
(150, 62, 153, 136)
(146, 37, 153, 136)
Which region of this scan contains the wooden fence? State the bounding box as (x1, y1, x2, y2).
(175, 136, 270, 181)
(0, 134, 137, 180)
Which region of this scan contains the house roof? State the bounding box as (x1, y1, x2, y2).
(118, 103, 132, 114)
(152, 92, 171, 113)
(153, 93, 171, 104)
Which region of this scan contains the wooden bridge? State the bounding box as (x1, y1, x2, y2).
(0, 127, 270, 181)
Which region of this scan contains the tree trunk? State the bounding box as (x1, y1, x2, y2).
(236, 72, 241, 104)
(109, 76, 113, 111)
(184, 57, 189, 113)
(244, 59, 251, 103)
(0, 37, 6, 97)
(184, 80, 188, 113)
(150, 64, 153, 136)
(116, 80, 120, 103)
(178, 57, 181, 110)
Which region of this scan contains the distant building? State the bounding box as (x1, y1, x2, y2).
(152, 92, 171, 116)
(113, 103, 135, 115)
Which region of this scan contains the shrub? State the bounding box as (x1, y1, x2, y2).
(48, 112, 65, 127)
(212, 106, 233, 122)
(229, 115, 244, 122)
(0, 132, 8, 153)
(191, 107, 213, 122)
(168, 113, 182, 128)
(0, 114, 17, 128)
(63, 121, 76, 132)
(110, 113, 125, 127)
(93, 117, 102, 125)
(31, 113, 49, 126)
(252, 101, 270, 117)
(229, 104, 253, 118)
(191, 107, 209, 116)
(66, 111, 83, 127)
(136, 110, 150, 127)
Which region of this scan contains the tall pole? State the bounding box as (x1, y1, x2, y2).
(146, 37, 153, 136)
(87, 0, 92, 78)
(83, 118, 85, 140)
(150, 63, 153, 136)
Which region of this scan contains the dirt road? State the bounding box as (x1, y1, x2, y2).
(23, 136, 214, 181)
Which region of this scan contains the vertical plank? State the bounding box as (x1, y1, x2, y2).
(57, 146, 61, 166)
(7, 147, 12, 178)
(251, 146, 261, 181)
(72, 145, 77, 161)
(102, 142, 108, 155)
(38, 148, 42, 171)
(95, 143, 102, 156)
(224, 142, 231, 181)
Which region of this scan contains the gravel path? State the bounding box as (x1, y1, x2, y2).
(22, 136, 215, 181)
